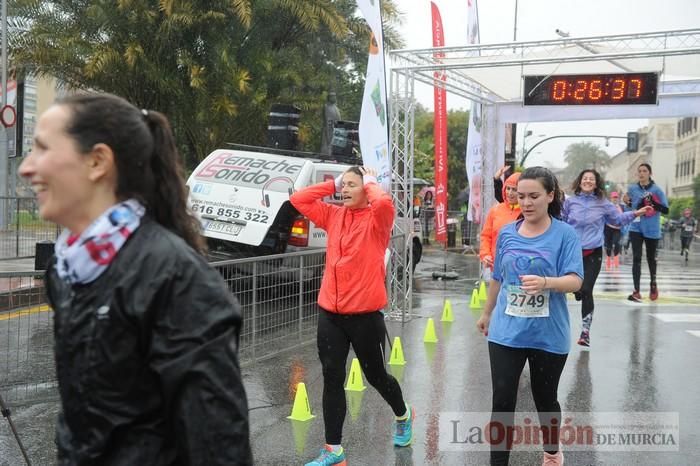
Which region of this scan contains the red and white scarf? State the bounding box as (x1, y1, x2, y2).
(54, 199, 145, 284)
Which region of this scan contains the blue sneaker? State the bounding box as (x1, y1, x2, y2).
(305, 445, 347, 466)
(393, 405, 415, 447)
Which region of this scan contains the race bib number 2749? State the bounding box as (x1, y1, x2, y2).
(505, 285, 549, 318)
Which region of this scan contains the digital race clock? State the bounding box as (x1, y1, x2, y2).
(523, 72, 658, 105)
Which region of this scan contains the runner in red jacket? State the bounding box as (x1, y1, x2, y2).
(291, 167, 392, 313)
(291, 166, 413, 466)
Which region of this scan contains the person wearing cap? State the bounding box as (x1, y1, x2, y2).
(603, 191, 624, 269)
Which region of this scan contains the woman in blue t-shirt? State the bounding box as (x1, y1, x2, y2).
(476, 167, 583, 466)
(626, 163, 669, 302)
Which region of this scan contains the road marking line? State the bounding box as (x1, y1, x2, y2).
(687, 331, 700, 338)
(0, 305, 52, 321)
(591, 294, 700, 305)
(650, 313, 700, 323)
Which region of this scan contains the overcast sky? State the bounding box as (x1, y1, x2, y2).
(393, 0, 700, 168)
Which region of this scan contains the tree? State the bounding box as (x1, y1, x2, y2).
(668, 197, 694, 219)
(561, 142, 612, 187)
(10, 0, 403, 167)
(413, 106, 468, 210)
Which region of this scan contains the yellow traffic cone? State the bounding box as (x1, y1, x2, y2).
(388, 336, 407, 366)
(479, 281, 488, 302)
(287, 382, 315, 421)
(423, 317, 439, 343)
(344, 358, 367, 392)
(469, 289, 482, 309)
(441, 299, 454, 322)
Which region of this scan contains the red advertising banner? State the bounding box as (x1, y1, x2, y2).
(431, 1, 448, 244)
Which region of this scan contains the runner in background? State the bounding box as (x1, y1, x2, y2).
(480, 172, 521, 276)
(562, 170, 649, 347)
(492, 164, 513, 203)
(476, 167, 583, 466)
(679, 207, 698, 263)
(603, 191, 624, 269)
(627, 163, 669, 302)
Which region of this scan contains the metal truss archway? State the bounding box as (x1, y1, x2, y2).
(388, 28, 700, 320)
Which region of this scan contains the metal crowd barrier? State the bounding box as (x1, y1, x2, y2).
(0, 272, 56, 407)
(211, 249, 327, 362)
(0, 197, 60, 260)
(0, 249, 328, 407)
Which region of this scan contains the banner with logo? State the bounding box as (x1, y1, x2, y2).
(431, 1, 448, 244)
(465, 0, 482, 223)
(357, 0, 391, 192)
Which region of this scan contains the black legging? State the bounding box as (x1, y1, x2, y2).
(629, 231, 658, 291)
(489, 342, 568, 466)
(604, 226, 621, 257)
(580, 248, 603, 321)
(317, 309, 406, 445)
(681, 235, 693, 251)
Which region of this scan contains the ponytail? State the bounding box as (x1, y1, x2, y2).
(59, 92, 206, 254)
(143, 111, 206, 254)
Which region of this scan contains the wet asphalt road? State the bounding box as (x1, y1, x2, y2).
(1, 247, 700, 465)
(245, 248, 700, 465)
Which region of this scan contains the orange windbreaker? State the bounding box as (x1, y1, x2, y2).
(290, 179, 394, 314)
(479, 172, 521, 263)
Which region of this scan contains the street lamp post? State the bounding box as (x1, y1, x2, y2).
(521, 131, 546, 166)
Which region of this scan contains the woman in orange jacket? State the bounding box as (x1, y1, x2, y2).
(480, 172, 522, 269)
(290, 166, 413, 466)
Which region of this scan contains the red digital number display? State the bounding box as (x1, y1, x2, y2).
(523, 73, 658, 105)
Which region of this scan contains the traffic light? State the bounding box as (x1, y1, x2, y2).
(627, 132, 639, 153)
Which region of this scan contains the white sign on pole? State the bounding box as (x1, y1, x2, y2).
(357, 0, 391, 192)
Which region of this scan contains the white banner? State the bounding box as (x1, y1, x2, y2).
(357, 0, 391, 192)
(465, 0, 482, 223)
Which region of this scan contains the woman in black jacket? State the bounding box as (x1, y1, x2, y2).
(18, 93, 252, 465)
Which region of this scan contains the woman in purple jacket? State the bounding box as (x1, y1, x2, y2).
(562, 169, 650, 347)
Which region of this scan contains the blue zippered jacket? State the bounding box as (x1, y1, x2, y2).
(627, 181, 669, 239)
(562, 193, 637, 249)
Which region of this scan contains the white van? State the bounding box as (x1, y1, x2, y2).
(186, 146, 422, 269)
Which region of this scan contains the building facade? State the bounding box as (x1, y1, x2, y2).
(673, 117, 699, 198)
(602, 119, 677, 198)
(10, 75, 59, 196)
